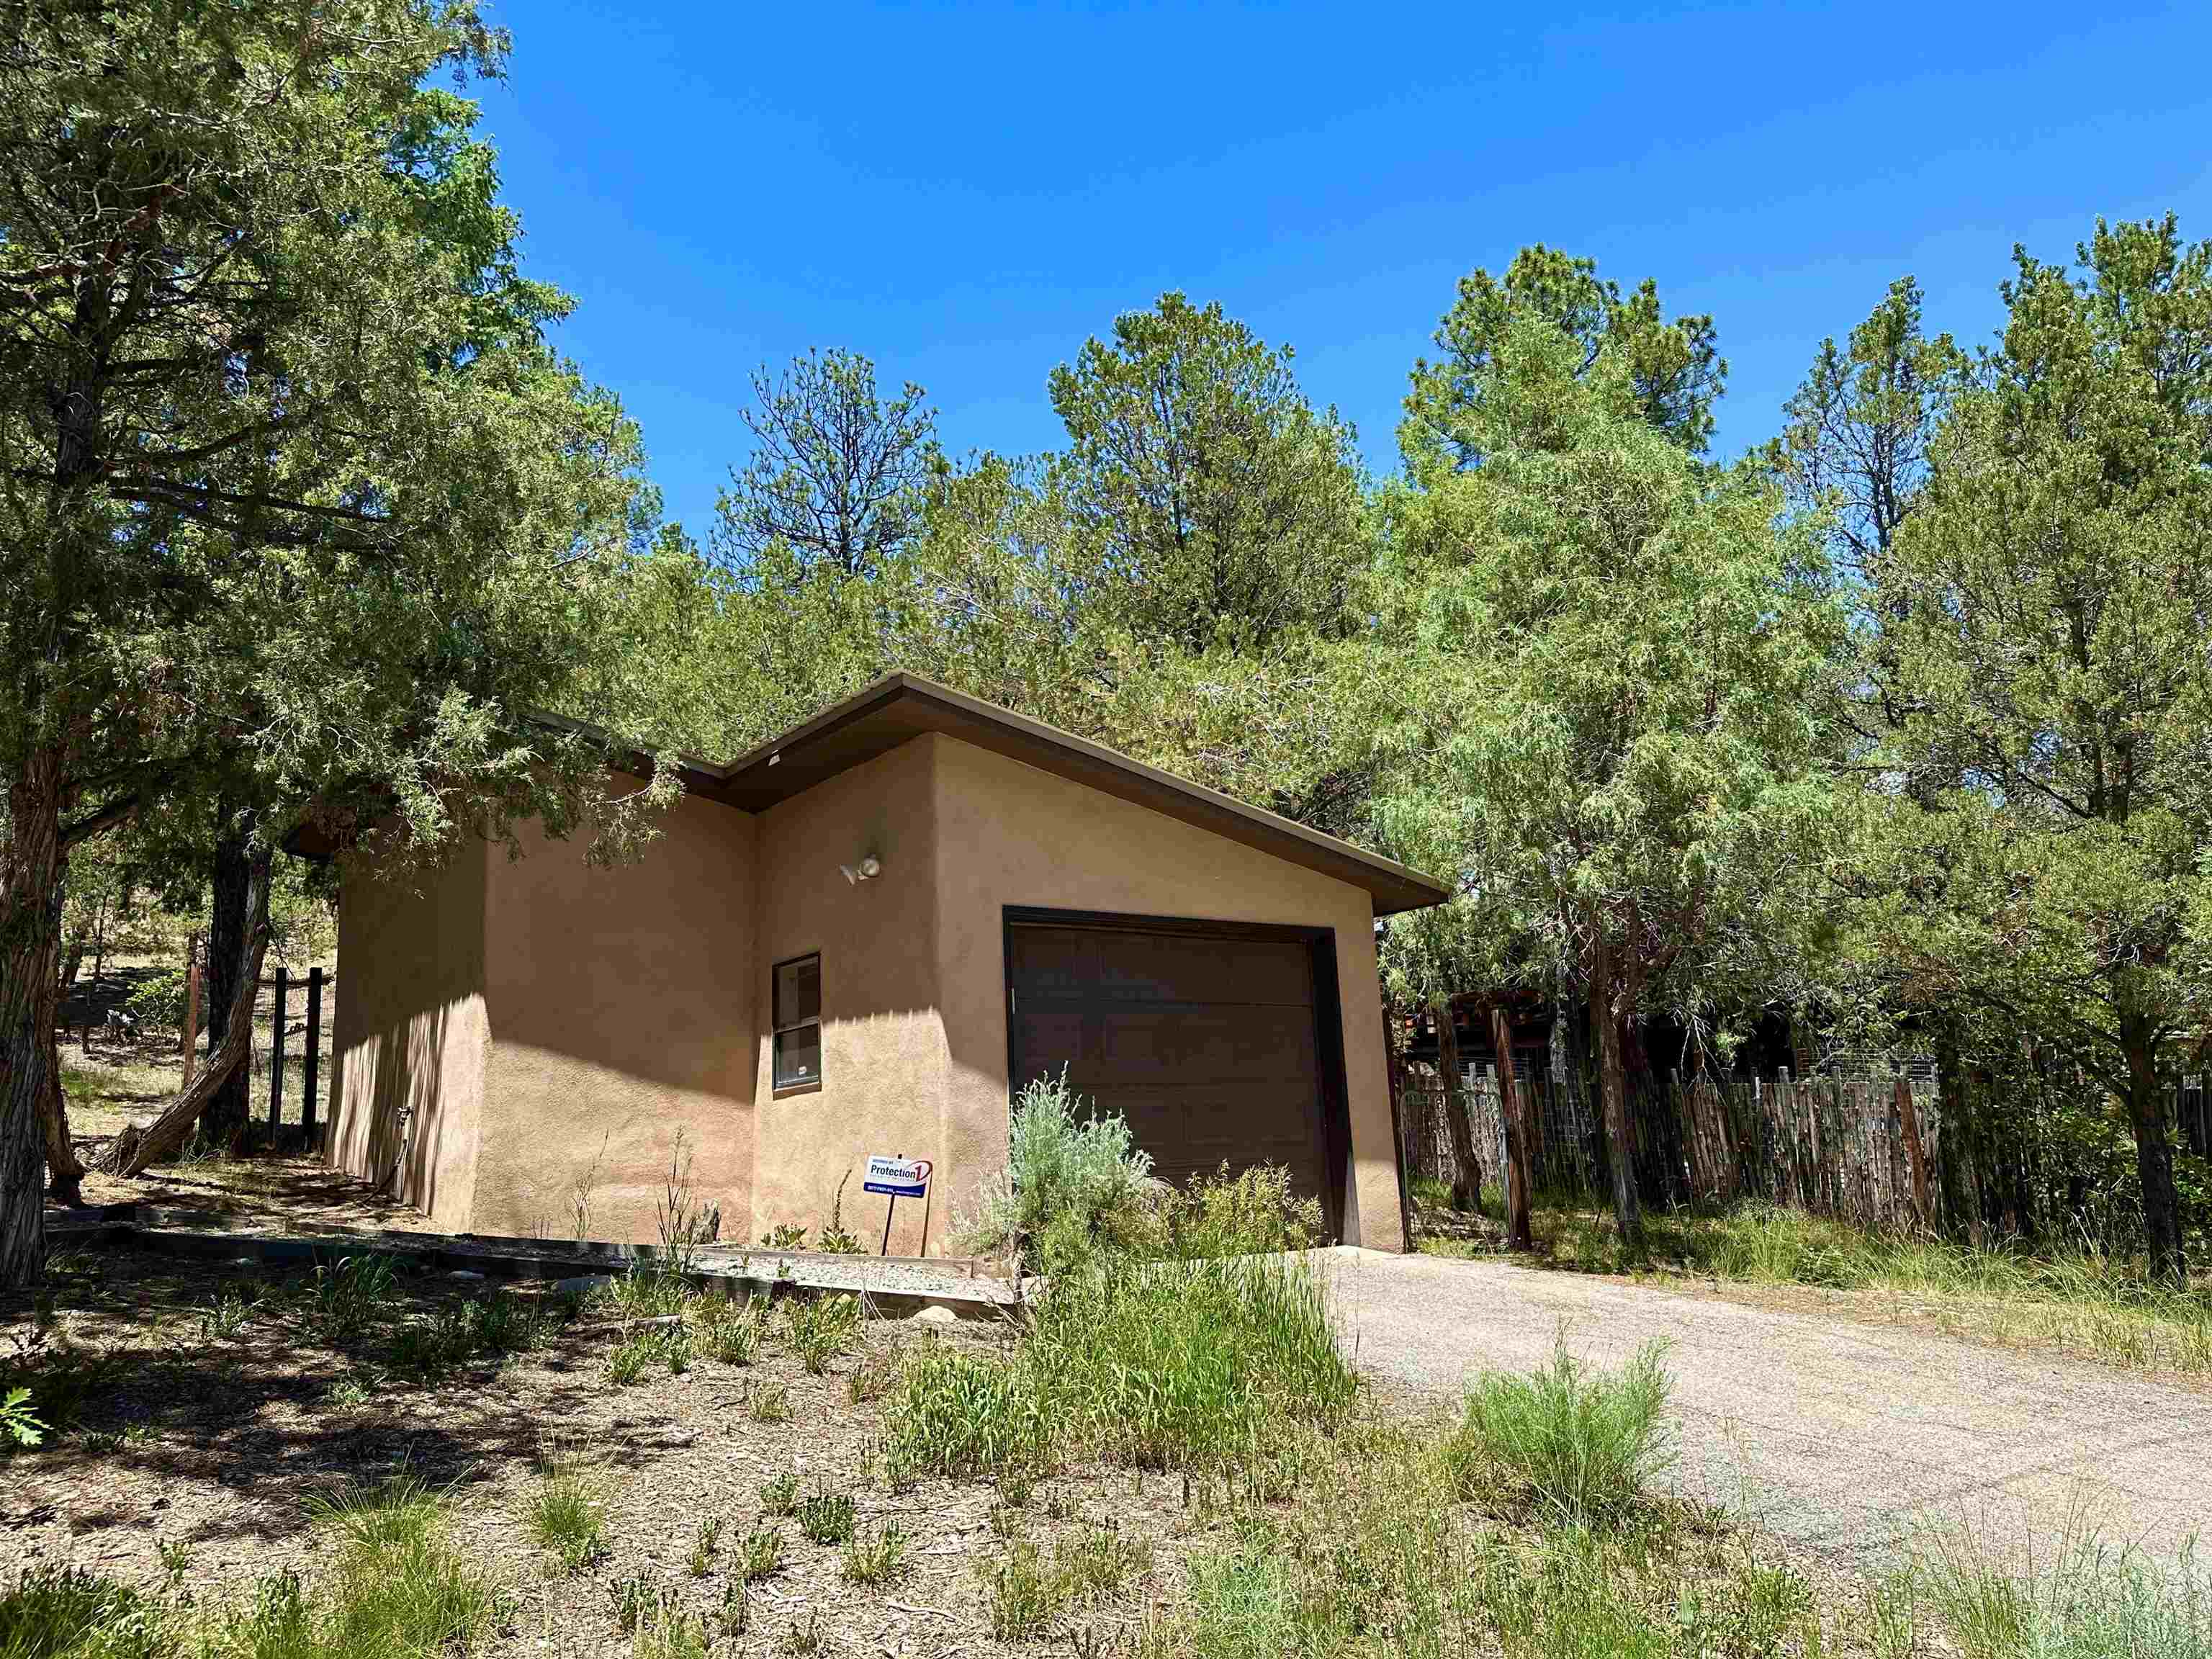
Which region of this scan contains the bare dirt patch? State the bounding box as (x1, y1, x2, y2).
(3, 1246, 1202, 1656)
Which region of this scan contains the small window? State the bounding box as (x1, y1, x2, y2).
(773, 953, 822, 1091)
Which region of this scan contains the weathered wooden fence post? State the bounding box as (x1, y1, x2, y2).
(1436, 1005, 1481, 1210)
(1489, 1003, 1534, 1250)
(269, 967, 286, 1134)
(304, 966, 323, 1141)
(180, 932, 201, 1088)
(1894, 1071, 1931, 1230)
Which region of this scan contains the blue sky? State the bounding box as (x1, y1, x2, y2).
(476, 1, 2212, 537)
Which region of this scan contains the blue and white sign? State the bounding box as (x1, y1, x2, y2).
(863, 1154, 931, 1200)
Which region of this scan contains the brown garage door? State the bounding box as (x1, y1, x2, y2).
(1005, 913, 1339, 1234)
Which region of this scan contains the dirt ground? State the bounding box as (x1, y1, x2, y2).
(3, 1243, 1194, 1657)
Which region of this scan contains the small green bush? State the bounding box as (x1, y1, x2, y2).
(958, 1069, 1156, 1274)
(122, 969, 189, 1032)
(1447, 1339, 1675, 1529)
(1144, 1162, 1326, 1260)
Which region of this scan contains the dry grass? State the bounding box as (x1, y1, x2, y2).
(1419, 1195, 2212, 1381)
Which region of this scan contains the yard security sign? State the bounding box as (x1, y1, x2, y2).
(864, 1154, 932, 1255)
(863, 1155, 930, 1199)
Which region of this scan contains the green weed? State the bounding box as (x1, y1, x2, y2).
(782, 1295, 860, 1375)
(747, 1381, 791, 1423)
(1446, 1337, 1675, 1530)
(739, 1523, 786, 1583)
(529, 1461, 606, 1574)
(794, 1485, 855, 1546)
(982, 1526, 1148, 1642)
(686, 1514, 720, 1578)
(297, 1255, 402, 1345)
(691, 1295, 763, 1365)
(758, 1471, 799, 1518)
(840, 1521, 907, 1585)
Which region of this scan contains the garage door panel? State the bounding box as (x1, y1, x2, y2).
(1011, 927, 1315, 1008)
(1091, 1007, 1316, 1084)
(1007, 920, 1334, 1228)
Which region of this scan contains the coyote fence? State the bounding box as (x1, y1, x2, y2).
(1402, 1058, 2206, 1244)
(1398, 1059, 1948, 1232)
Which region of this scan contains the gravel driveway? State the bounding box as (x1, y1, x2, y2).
(1325, 1247, 2212, 1568)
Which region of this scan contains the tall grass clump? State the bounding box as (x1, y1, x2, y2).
(296, 1255, 402, 1345)
(529, 1459, 606, 1574)
(0, 1565, 171, 1658)
(889, 1255, 1354, 1481)
(1032, 1256, 1355, 1470)
(290, 1475, 504, 1656)
(1446, 1339, 1674, 1530)
(1681, 1204, 2212, 1373)
(886, 1339, 1050, 1480)
(958, 1070, 1156, 1273)
(1915, 1523, 2212, 1659)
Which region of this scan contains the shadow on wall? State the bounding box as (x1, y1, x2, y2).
(340, 1002, 454, 1219)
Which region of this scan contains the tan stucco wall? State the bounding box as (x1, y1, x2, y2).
(929, 733, 1406, 1251)
(330, 729, 1406, 1254)
(471, 793, 757, 1243)
(327, 837, 491, 1231)
(750, 739, 945, 1254)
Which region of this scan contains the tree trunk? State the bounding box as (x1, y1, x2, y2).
(1933, 1022, 1980, 1243)
(99, 845, 272, 1178)
(2119, 1004, 2183, 1285)
(1589, 935, 1642, 1254)
(38, 882, 84, 1205)
(1435, 1004, 1482, 1211)
(1490, 1002, 1533, 1250)
(1, 746, 68, 1287)
(202, 820, 254, 1144)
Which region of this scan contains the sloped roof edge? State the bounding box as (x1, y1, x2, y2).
(678, 673, 1448, 917)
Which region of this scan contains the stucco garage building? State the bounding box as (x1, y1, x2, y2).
(325, 674, 1446, 1253)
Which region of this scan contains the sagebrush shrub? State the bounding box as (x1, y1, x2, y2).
(958, 1069, 1156, 1274)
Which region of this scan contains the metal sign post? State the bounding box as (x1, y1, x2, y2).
(863, 1154, 932, 1256)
